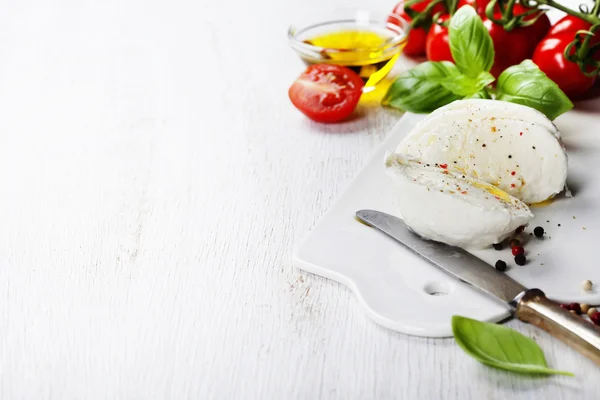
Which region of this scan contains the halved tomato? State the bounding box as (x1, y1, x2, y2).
(288, 64, 364, 123)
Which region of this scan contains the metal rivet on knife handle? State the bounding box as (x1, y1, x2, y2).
(516, 288, 600, 366)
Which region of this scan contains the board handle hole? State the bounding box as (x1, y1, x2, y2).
(423, 282, 451, 296)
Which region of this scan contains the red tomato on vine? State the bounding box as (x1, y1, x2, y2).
(457, 0, 490, 16)
(547, 14, 600, 51)
(388, 0, 446, 57)
(532, 32, 597, 98)
(512, 4, 551, 44)
(484, 4, 550, 77)
(548, 14, 594, 37)
(426, 14, 453, 63)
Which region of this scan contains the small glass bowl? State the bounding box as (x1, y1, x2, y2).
(288, 8, 409, 87)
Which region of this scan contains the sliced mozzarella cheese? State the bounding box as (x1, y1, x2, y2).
(396, 99, 568, 204)
(386, 154, 534, 249)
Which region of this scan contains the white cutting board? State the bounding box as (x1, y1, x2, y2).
(293, 103, 600, 337)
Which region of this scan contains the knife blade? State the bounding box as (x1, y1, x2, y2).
(356, 209, 600, 365)
(355, 209, 527, 308)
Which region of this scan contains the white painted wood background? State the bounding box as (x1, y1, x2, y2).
(0, 0, 598, 398)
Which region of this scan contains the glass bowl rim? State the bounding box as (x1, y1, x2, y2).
(287, 12, 410, 54)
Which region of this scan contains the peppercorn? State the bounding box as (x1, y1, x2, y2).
(533, 226, 544, 237)
(581, 303, 591, 314)
(512, 246, 524, 256)
(492, 243, 503, 251)
(495, 260, 507, 272)
(582, 280, 593, 291)
(591, 312, 600, 326)
(560, 304, 569, 310)
(569, 303, 581, 314)
(509, 238, 520, 247)
(588, 307, 598, 317)
(514, 254, 526, 266)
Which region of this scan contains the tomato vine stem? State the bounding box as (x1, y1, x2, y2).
(526, 0, 599, 24)
(404, 0, 447, 29)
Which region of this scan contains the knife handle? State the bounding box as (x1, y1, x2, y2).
(516, 288, 600, 365)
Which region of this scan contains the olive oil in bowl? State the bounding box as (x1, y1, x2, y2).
(289, 10, 409, 88)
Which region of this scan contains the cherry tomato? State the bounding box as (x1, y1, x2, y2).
(512, 4, 550, 45)
(388, 0, 446, 57)
(456, 0, 491, 16)
(483, 6, 550, 77)
(426, 14, 453, 63)
(547, 14, 600, 48)
(483, 18, 529, 77)
(548, 14, 593, 37)
(288, 64, 364, 123)
(547, 14, 600, 66)
(532, 32, 596, 98)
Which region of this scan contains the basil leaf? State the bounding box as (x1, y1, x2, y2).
(469, 89, 491, 99)
(449, 5, 494, 77)
(452, 316, 573, 376)
(382, 61, 462, 113)
(440, 71, 494, 97)
(496, 60, 573, 120)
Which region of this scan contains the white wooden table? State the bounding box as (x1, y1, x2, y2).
(1, 0, 599, 398)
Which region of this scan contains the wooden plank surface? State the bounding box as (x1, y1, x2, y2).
(0, 0, 598, 398)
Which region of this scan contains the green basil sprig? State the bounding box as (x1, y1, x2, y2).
(452, 316, 573, 376)
(383, 5, 573, 120)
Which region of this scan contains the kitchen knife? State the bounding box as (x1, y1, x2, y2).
(356, 209, 600, 365)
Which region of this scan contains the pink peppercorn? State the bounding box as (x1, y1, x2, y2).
(512, 246, 525, 256)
